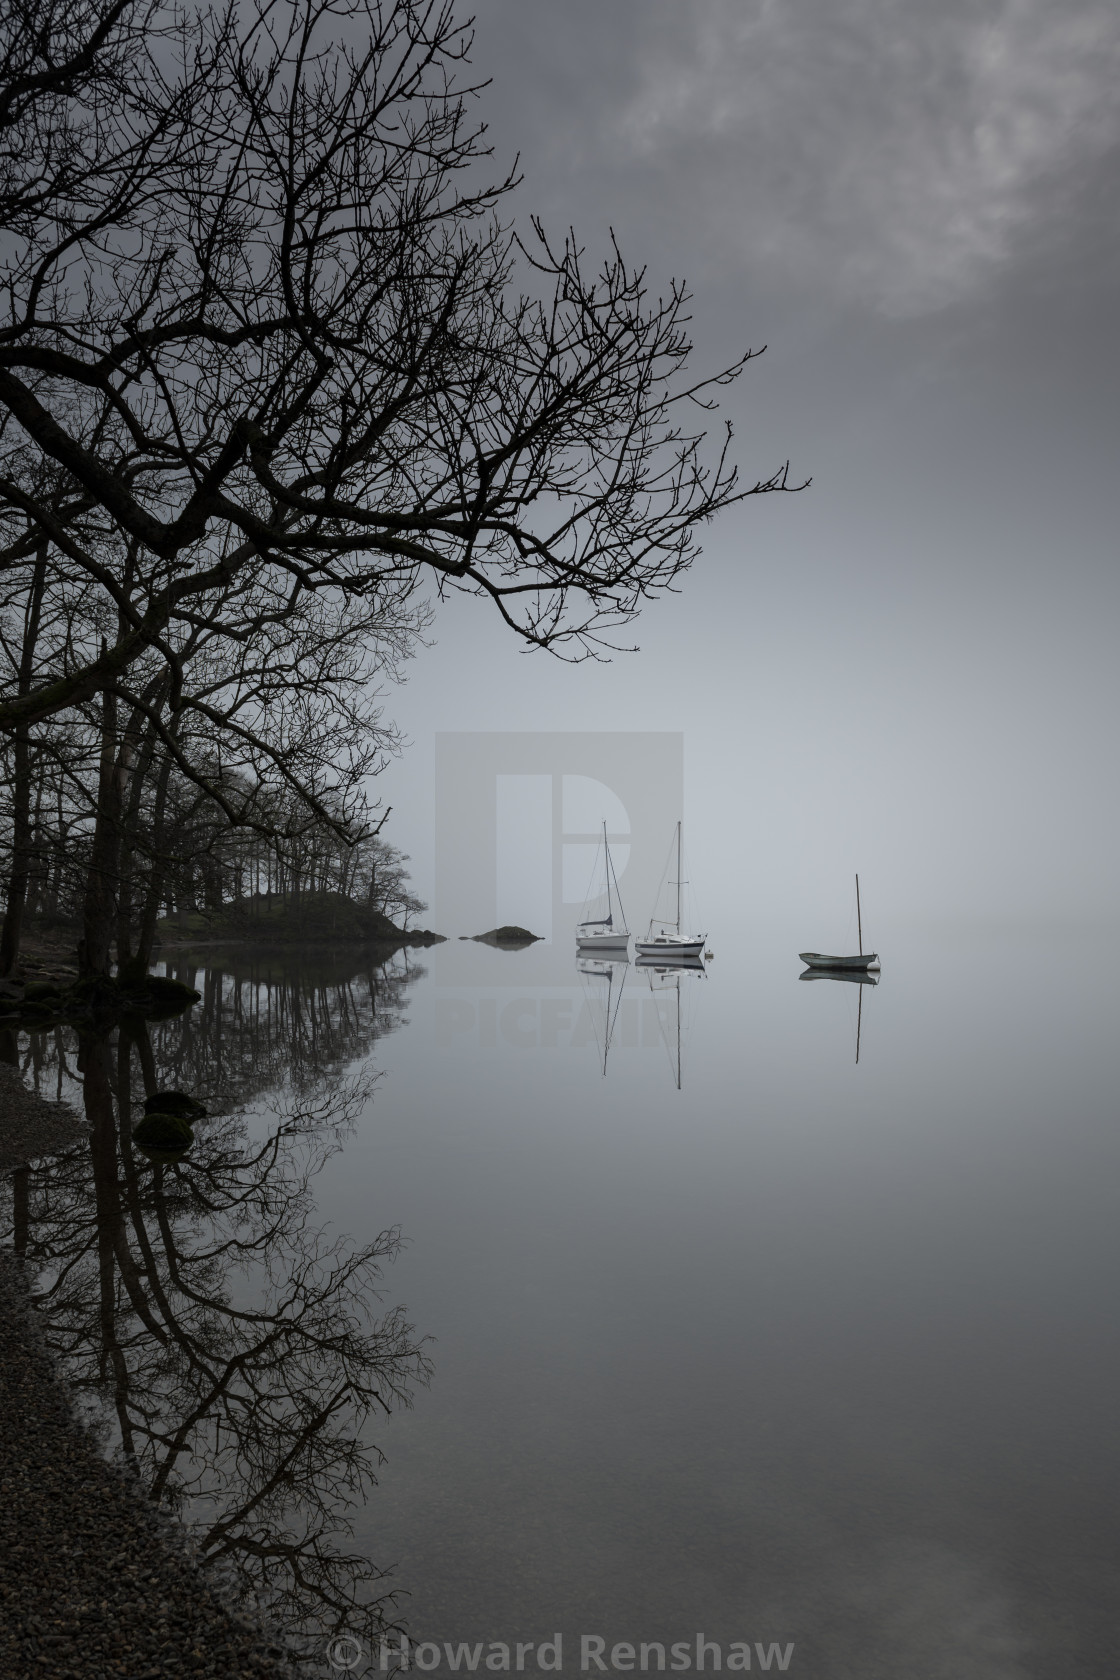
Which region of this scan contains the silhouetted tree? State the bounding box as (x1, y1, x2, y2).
(0, 0, 793, 742)
(1, 0, 802, 981)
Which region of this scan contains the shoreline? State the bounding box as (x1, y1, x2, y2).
(8, 923, 445, 972)
(0, 1064, 85, 1175)
(0, 1068, 305, 1679)
(0, 1251, 299, 1680)
(156, 932, 443, 951)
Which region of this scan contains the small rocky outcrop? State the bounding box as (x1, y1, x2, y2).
(467, 926, 542, 948)
(158, 891, 445, 949)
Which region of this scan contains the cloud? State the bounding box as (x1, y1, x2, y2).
(612, 0, 1120, 315)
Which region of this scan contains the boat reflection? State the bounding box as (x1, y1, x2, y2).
(798, 961, 878, 1063)
(636, 953, 706, 976)
(636, 952, 706, 1090)
(576, 953, 630, 1076)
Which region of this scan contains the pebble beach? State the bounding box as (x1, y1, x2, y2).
(0, 1066, 298, 1680)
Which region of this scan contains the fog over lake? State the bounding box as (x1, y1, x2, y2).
(373, 0, 1120, 936)
(335, 8, 1120, 1672)
(3, 4, 1118, 1677)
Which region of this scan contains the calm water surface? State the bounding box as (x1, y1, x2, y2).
(12, 921, 1120, 1679)
(309, 922, 1120, 1678)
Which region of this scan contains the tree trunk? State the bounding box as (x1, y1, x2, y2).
(46, 779, 67, 916)
(79, 687, 122, 979)
(0, 546, 48, 976)
(135, 744, 175, 973)
(115, 708, 161, 984)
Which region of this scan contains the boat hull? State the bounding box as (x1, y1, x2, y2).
(799, 951, 880, 971)
(634, 937, 706, 958)
(577, 932, 630, 951)
(799, 968, 878, 985)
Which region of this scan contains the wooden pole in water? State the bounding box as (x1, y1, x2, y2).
(856, 873, 863, 956)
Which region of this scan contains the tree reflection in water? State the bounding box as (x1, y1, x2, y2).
(3, 950, 432, 1657)
(151, 948, 419, 1110)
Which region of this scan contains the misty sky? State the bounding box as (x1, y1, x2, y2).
(374, 0, 1120, 931)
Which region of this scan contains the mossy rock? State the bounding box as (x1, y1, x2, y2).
(17, 998, 59, 1019)
(23, 981, 63, 1002)
(133, 975, 202, 1021)
(143, 1089, 207, 1121)
(133, 1112, 194, 1156)
(145, 976, 202, 1005)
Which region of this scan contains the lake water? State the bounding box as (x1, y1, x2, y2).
(10, 921, 1120, 1679)
(321, 921, 1120, 1679)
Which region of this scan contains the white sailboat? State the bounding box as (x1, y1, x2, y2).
(575, 821, 630, 952)
(634, 822, 706, 960)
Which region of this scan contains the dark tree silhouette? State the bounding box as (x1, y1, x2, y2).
(0, 0, 796, 741)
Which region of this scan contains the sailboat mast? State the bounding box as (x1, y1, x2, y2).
(856, 873, 862, 956)
(676, 821, 682, 935)
(604, 821, 612, 924)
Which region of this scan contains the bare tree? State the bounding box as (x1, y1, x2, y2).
(0, 520, 428, 974)
(0, 538, 47, 972)
(0, 0, 797, 742)
(0, 517, 107, 968)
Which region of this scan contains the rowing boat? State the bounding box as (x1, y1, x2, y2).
(798, 951, 879, 971)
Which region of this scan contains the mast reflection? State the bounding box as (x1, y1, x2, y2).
(635, 952, 706, 1090)
(576, 953, 630, 1076)
(799, 964, 879, 1063)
